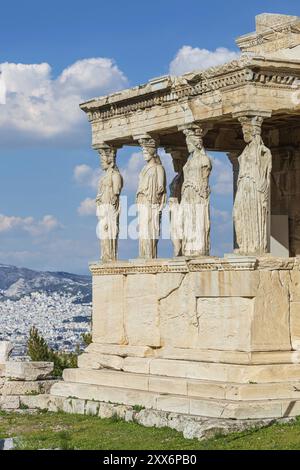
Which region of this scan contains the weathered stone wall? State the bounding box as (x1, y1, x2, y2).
(91, 258, 300, 353)
(0, 345, 57, 412)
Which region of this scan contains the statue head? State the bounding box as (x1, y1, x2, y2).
(99, 146, 116, 170)
(239, 116, 263, 144)
(139, 137, 158, 162)
(183, 127, 204, 153)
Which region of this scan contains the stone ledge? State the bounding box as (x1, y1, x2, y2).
(4, 362, 54, 381)
(49, 380, 300, 419)
(25, 393, 294, 440)
(89, 256, 298, 276)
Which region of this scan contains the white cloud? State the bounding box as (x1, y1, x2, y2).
(169, 46, 239, 76)
(0, 214, 60, 236)
(73, 164, 100, 189)
(78, 198, 96, 216)
(211, 156, 233, 195)
(0, 58, 128, 145)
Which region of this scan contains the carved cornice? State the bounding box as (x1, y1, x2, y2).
(236, 19, 300, 52)
(89, 256, 297, 275)
(81, 58, 300, 124)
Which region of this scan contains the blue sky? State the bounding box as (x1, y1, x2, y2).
(0, 0, 299, 273)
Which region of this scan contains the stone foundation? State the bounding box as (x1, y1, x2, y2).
(0, 350, 58, 412)
(49, 256, 300, 421)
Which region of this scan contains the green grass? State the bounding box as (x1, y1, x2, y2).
(1, 410, 300, 450)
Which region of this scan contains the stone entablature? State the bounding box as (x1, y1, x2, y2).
(80, 56, 300, 147)
(89, 256, 297, 276)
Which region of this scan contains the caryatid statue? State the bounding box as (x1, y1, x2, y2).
(96, 144, 123, 263)
(167, 147, 188, 257)
(233, 115, 272, 254)
(181, 126, 212, 257)
(136, 137, 167, 259)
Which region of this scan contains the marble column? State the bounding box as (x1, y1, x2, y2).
(96, 144, 123, 263)
(233, 115, 272, 255)
(180, 125, 212, 257)
(166, 147, 189, 257)
(227, 151, 240, 250)
(136, 136, 167, 259)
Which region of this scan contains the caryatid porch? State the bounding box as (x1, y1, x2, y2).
(50, 14, 300, 421)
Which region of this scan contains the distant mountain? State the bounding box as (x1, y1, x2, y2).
(0, 264, 92, 303)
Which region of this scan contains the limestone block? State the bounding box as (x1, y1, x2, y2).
(221, 401, 283, 420)
(291, 302, 300, 350)
(290, 271, 300, 302)
(92, 275, 125, 344)
(196, 297, 253, 351)
(63, 368, 149, 391)
(125, 274, 160, 347)
(149, 376, 187, 396)
(158, 273, 199, 348)
(0, 395, 20, 409)
(0, 341, 13, 363)
(155, 347, 252, 364)
(192, 270, 259, 297)
(2, 380, 57, 396)
(85, 400, 100, 416)
(19, 394, 53, 410)
(50, 381, 158, 409)
(70, 398, 85, 415)
(187, 380, 226, 400)
(98, 402, 115, 419)
(251, 271, 291, 351)
(87, 343, 154, 358)
(189, 398, 226, 418)
(5, 362, 53, 381)
(149, 358, 300, 383)
(225, 381, 300, 401)
(77, 352, 124, 370)
(123, 357, 152, 374)
(156, 396, 189, 414)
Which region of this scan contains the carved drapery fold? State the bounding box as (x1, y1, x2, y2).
(136, 136, 167, 259)
(166, 147, 189, 257)
(181, 125, 212, 257)
(233, 115, 272, 255)
(96, 144, 123, 263)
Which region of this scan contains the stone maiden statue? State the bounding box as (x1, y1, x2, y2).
(181, 126, 212, 257)
(96, 145, 123, 262)
(136, 137, 166, 259)
(233, 115, 272, 255)
(168, 147, 188, 257)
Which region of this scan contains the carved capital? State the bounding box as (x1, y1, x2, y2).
(95, 143, 118, 168)
(178, 122, 212, 138)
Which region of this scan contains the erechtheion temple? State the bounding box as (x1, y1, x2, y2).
(49, 13, 300, 421)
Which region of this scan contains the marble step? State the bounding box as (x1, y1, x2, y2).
(50, 380, 300, 419)
(62, 368, 300, 401)
(77, 355, 300, 383)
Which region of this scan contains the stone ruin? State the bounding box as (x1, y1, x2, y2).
(3, 13, 300, 435)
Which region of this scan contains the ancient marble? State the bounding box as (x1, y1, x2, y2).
(167, 147, 188, 256)
(233, 116, 272, 255)
(181, 127, 212, 256)
(96, 145, 123, 262)
(136, 137, 166, 259)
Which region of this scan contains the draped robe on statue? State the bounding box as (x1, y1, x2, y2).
(169, 172, 184, 256)
(137, 160, 166, 258)
(181, 149, 211, 256)
(233, 136, 272, 254)
(96, 167, 123, 262)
